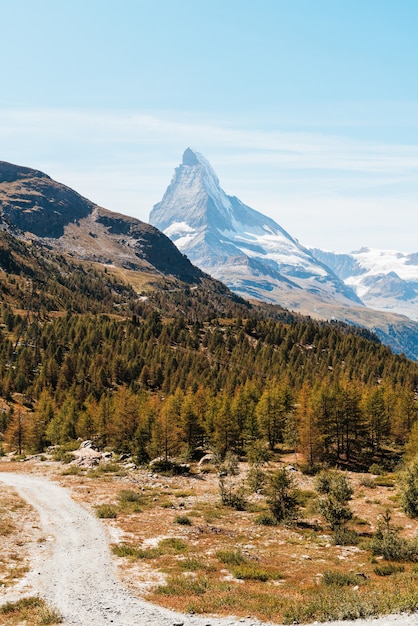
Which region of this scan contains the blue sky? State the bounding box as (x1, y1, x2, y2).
(1, 0, 418, 252)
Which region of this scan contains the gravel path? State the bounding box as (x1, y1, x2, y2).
(0, 472, 417, 626)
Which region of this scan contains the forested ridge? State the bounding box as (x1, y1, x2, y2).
(1, 265, 418, 469)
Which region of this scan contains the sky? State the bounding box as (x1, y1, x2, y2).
(1, 0, 418, 253)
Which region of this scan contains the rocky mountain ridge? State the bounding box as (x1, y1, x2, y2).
(0, 159, 203, 284)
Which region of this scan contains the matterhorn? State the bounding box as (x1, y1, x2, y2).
(150, 148, 361, 309)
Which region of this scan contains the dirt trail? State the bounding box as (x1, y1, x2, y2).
(0, 472, 416, 626)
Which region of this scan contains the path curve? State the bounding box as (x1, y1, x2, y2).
(0, 472, 416, 626)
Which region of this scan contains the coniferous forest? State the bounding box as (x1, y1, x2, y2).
(1, 233, 418, 472)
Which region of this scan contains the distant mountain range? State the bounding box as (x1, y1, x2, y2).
(150, 148, 418, 359)
(310, 247, 418, 322)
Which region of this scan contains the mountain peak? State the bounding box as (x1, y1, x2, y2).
(149, 150, 363, 310)
(181, 147, 218, 180)
(182, 148, 201, 166)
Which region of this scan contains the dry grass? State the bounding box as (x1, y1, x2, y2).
(0, 597, 62, 625)
(2, 456, 418, 623)
(0, 484, 39, 590)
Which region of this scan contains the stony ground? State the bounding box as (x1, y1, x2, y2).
(0, 455, 418, 626)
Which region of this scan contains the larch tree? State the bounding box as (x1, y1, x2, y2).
(4, 403, 27, 455)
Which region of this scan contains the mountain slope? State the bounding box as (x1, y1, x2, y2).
(150, 148, 362, 308)
(149, 149, 418, 360)
(0, 159, 205, 284)
(0, 159, 260, 323)
(311, 247, 418, 321)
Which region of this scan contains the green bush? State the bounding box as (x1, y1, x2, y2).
(61, 464, 83, 476)
(370, 511, 418, 562)
(333, 527, 358, 546)
(398, 459, 418, 518)
(158, 537, 187, 553)
(118, 489, 142, 503)
(322, 570, 360, 586)
(315, 470, 353, 531)
(374, 476, 395, 488)
(0, 597, 43, 613)
(359, 475, 376, 489)
(246, 466, 266, 493)
(216, 549, 246, 566)
(374, 563, 405, 576)
(174, 514, 192, 526)
(255, 512, 276, 526)
(112, 543, 140, 558)
(95, 504, 117, 519)
(156, 574, 209, 596)
(177, 557, 204, 571)
(266, 468, 299, 524)
(231, 563, 269, 581)
(53, 450, 75, 464)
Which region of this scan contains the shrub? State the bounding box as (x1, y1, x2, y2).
(232, 563, 269, 581)
(112, 543, 140, 558)
(247, 466, 266, 493)
(61, 465, 83, 476)
(374, 563, 405, 576)
(53, 450, 75, 464)
(177, 557, 203, 571)
(52, 441, 79, 463)
(117, 489, 142, 512)
(266, 468, 299, 524)
(369, 463, 385, 475)
(0, 597, 62, 624)
(333, 527, 358, 546)
(95, 462, 123, 473)
(255, 512, 276, 526)
(359, 475, 376, 489)
(216, 451, 247, 510)
(315, 470, 353, 531)
(174, 514, 192, 526)
(118, 489, 141, 503)
(38, 604, 63, 624)
(156, 574, 209, 596)
(370, 510, 418, 562)
(322, 570, 360, 586)
(398, 459, 418, 518)
(0, 597, 43, 613)
(374, 476, 395, 488)
(95, 504, 117, 519)
(158, 537, 187, 553)
(216, 549, 246, 566)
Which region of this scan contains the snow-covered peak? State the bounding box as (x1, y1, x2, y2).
(149, 149, 362, 309)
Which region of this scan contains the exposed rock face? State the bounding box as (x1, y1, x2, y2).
(0, 161, 94, 237)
